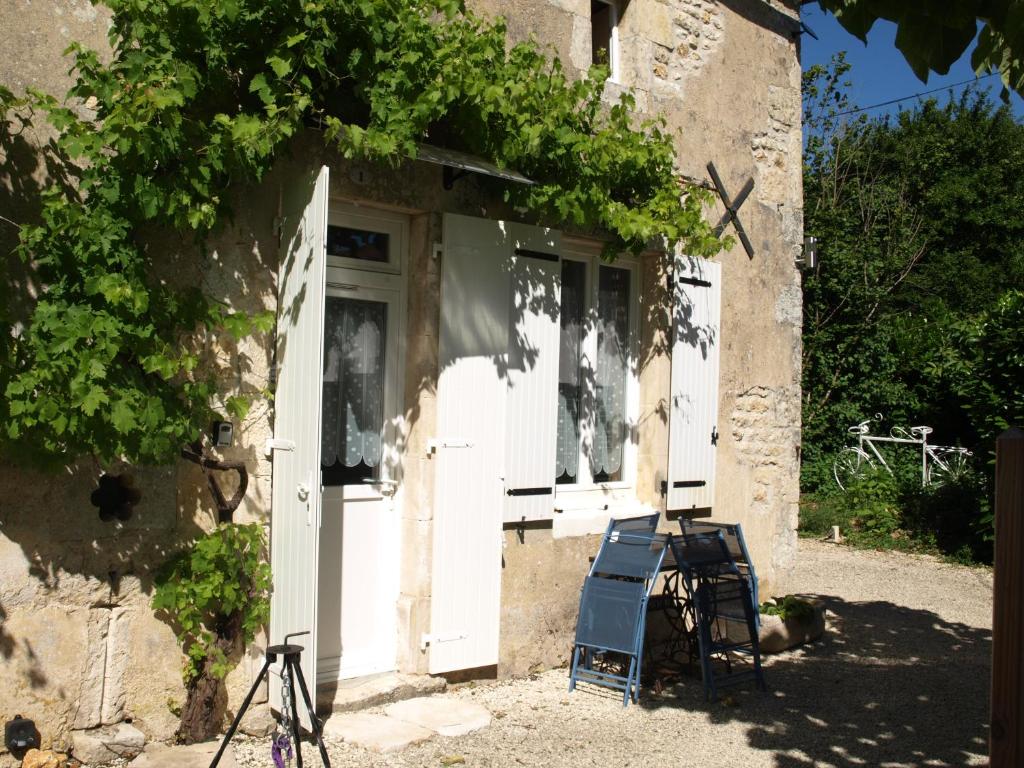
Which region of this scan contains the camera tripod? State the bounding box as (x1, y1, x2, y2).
(209, 643, 331, 768)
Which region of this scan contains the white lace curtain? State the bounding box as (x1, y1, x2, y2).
(555, 262, 585, 480)
(321, 297, 386, 469)
(592, 267, 629, 477)
(555, 263, 630, 481)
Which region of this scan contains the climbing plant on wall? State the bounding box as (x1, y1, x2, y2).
(0, 0, 722, 469)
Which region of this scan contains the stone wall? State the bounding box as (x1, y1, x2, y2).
(493, 0, 803, 672)
(1, 0, 803, 758)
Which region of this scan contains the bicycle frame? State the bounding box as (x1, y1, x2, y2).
(835, 415, 972, 491)
(855, 430, 931, 486)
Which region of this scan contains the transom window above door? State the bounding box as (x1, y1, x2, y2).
(326, 204, 407, 273)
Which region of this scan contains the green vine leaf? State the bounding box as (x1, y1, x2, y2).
(1, 0, 722, 468)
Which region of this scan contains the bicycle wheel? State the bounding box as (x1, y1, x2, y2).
(927, 450, 971, 486)
(833, 447, 872, 491)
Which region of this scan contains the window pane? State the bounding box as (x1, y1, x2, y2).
(326, 225, 389, 262)
(556, 260, 587, 484)
(321, 297, 387, 486)
(592, 266, 630, 482)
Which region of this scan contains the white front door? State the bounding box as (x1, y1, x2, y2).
(315, 209, 405, 683)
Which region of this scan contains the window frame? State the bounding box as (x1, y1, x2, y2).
(554, 240, 640, 496)
(325, 202, 408, 275)
(321, 200, 409, 499)
(590, 0, 621, 83)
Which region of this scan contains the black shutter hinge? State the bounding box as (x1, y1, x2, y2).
(711, 426, 719, 446)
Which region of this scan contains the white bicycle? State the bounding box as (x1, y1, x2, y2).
(833, 414, 972, 491)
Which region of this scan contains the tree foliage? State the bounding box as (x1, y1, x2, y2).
(814, 0, 1024, 100)
(1, 0, 720, 469)
(802, 55, 1024, 493)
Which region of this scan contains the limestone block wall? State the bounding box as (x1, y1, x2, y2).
(1, 0, 803, 754)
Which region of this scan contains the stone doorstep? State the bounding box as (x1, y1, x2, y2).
(315, 672, 446, 715)
(321, 713, 433, 753)
(384, 697, 491, 738)
(321, 697, 492, 753)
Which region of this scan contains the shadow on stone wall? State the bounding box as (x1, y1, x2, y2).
(642, 596, 991, 767)
(1, 104, 278, 746)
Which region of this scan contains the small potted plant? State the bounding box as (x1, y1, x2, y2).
(757, 595, 826, 654)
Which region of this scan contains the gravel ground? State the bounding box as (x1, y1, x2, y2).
(233, 540, 993, 768)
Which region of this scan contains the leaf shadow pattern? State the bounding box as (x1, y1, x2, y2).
(641, 596, 991, 767)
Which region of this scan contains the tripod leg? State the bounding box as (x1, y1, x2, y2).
(291, 655, 332, 767)
(287, 658, 304, 768)
(210, 657, 272, 768)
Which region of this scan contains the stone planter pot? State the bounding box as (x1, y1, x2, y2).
(757, 596, 826, 654)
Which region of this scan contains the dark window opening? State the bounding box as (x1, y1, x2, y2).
(326, 226, 389, 262)
(591, 1, 614, 69)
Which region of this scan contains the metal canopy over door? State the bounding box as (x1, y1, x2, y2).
(269, 164, 330, 728)
(667, 255, 722, 511)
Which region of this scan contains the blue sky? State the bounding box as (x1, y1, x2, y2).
(800, 4, 1024, 121)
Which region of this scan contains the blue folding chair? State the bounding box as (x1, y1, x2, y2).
(672, 530, 766, 700)
(589, 527, 664, 582)
(679, 518, 760, 628)
(569, 520, 667, 706)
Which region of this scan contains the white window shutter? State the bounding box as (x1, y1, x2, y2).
(667, 255, 722, 511)
(269, 164, 329, 727)
(503, 223, 561, 523)
(430, 213, 510, 673)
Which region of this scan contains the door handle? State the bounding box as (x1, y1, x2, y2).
(362, 478, 398, 497)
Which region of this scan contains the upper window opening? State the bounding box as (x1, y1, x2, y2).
(591, 0, 619, 81)
(325, 204, 407, 274)
(327, 226, 389, 263)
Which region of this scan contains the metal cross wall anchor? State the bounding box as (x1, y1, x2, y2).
(706, 161, 755, 259)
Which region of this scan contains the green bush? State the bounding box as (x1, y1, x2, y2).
(900, 466, 992, 564)
(800, 447, 993, 563)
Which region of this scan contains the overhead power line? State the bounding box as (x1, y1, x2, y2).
(832, 72, 1001, 117)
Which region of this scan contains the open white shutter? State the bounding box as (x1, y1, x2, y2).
(269, 165, 329, 724)
(667, 255, 722, 511)
(503, 223, 561, 523)
(430, 213, 510, 673)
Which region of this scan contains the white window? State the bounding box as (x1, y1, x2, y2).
(326, 203, 407, 274)
(555, 244, 638, 490)
(591, 0, 620, 82)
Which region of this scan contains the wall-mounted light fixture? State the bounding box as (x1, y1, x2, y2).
(798, 235, 819, 270)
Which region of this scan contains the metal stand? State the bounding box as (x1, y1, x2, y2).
(210, 643, 331, 768)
